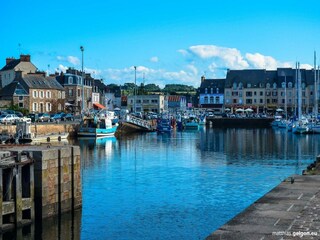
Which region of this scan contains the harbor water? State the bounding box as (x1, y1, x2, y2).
(5, 127, 320, 239)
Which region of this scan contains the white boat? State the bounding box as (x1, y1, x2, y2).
(78, 112, 118, 137)
(14, 121, 69, 144)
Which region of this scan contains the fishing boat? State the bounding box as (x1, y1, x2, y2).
(156, 117, 172, 133)
(78, 112, 118, 137)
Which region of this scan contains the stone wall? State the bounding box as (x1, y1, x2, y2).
(0, 123, 79, 138)
(31, 146, 82, 219)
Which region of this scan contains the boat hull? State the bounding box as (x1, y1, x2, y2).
(78, 126, 118, 137)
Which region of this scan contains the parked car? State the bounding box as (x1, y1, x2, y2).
(63, 113, 74, 121)
(50, 113, 63, 122)
(27, 113, 39, 122)
(0, 114, 20, 124)
(38, 113, 51, 122)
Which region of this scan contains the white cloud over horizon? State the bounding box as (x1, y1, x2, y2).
(53, 44, 314, 87)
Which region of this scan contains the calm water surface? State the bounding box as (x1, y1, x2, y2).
(77, 127, 318, 240)
(6, 127, 320, 240)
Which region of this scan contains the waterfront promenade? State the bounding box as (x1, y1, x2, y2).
(207, 174, 320, 239)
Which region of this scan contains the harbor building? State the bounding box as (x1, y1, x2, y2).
(127, 94, 168, 113)
(222, 68, 319, 114)
(198, 76, 225, 113)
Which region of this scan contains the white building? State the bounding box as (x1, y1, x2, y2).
(127, 94, 167, 113)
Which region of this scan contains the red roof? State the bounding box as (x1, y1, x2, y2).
(93, 103, 106, 109)
(168, 96, 181, 102)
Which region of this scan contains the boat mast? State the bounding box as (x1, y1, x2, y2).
(298, 62, 302, 120)
(314, 51, 318, 116)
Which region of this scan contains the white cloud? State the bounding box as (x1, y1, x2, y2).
(150, 56, 159, 63)
(56, 56, 65, 61)
(300, 63, 313, 69)
(67, 56, 80, 65)
(245, 53, 278, 69)
(58, 64, 68, 72)
(188, 45, 249, 69)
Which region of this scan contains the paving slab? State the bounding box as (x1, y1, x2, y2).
(206, 175, 320, 240)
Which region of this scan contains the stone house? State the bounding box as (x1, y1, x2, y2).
(0, 54, 37, 89)
(0, 71, 65, 113)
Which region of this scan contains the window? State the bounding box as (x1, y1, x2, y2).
(136, 99, 141, 103)
(215, 96, 220, 103)
(46, 102, 52, 112)
(40, 91, 44, 98)
(282, 82, 286, 88)
(246, 99, 252, 104)
(246, 92, 252, 97)
(233, 99, 237, 104)
(69, 89, 73, 97)
(247, 83, 251, 88)
(78, 89, 81, 97)
(58, 103, 62, 111)
(272, 91, 277, 96)
(19, 102, 23, 108)
(62, 91, 65, 99)
(58, 91, 61, 99)
(205, 88, 208, 94)
(239, 82, 243, 89)
(151, 99, 158, 103)
(33, 102, 38, 112)
(204, 96, 208, 103)
(232, 91, 238, 96)
(18, 96, 23, 101)
(210, 96, 214, 103)
(239, 92, 242, 97)
(226, 91, 230, 96)
(46, 91, 51, 98)
(259, 99, 263, 104)
(266, 83, 271, 88)
(68, 76, 73, 84)
(254, 91, 257, 96)
(288, 82, 293, 88)
(210, 88, 213, 94)
(143, 99, 149, 103)
(302, 82, 306, 90)
(216, 88, 219, 94)
(260, 91, 263, 96)
(33, 90, 38, 98)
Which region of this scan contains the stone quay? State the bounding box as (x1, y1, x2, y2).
(0, 145, 82, 233)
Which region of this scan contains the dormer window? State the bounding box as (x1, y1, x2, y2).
(247, 83, 251, 88)
(273, 83, 277, 89)
(216, 88, 219, 94)
(210, 88, 213, 94)
(205, 88, 208, 94)
(288, 82, 293, 88)
(266, 83, 271, 88)
(233, 82, 237, 90)
(282, 82, 286, 88)
(68, 76, 73, 84)
(239, 82, 243, 89)
(302, 82, 306, 90)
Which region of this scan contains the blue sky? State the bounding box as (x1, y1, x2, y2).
(2, 0, 320, 87)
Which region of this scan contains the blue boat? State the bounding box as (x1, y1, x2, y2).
(156, 118, 172, 133)
(78, 113, 118, 137)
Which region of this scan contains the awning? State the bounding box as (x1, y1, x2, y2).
(93, 103, 106, 109)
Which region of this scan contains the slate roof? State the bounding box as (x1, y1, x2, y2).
(0, 59, 21, 71)
(19, 74, 64, 90)
(199, 79, 225, 94)
(0, 80, 28, 99)
(225, 69, 266, 88)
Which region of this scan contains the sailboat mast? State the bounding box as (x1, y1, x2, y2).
(298, 62, 302, 120)
(314, 51, 318, 115)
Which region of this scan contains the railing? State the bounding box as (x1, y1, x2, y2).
(125, 115, 153, 130)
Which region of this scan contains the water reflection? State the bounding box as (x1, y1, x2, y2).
(3, 128, 320, 239)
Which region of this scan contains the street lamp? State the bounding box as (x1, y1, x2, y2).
(80, 46, 84, 114)
(134, 66, 137, 113)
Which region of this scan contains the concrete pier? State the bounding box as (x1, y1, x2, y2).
(207, 175, 320, 239)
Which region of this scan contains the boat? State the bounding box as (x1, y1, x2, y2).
(78, 111, 118, 137)
(156, 117, 172, 133)
(14, 121, 69, 144)
(184, 115, 199, 130)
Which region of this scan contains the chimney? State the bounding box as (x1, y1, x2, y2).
(20, 54, 31, 62)
(6, 57, 15, 65)
(201, 75, 205, 83)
